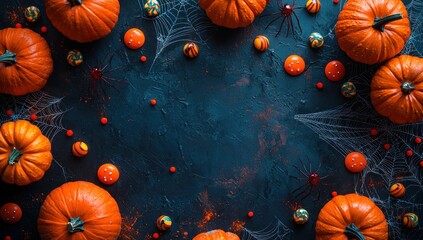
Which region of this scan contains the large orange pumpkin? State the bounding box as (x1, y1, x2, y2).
(199, 0, 269, 29)
(0, 28, 53, 96)
(316, 193, 388, 240)
(37, 181, 122, 240)
(45, 0, 120, 43)
(335, 0, 410, 65)
(0, 120, 52, 186)
(193, 229, 240, 240)
(371, 55, 423, 124)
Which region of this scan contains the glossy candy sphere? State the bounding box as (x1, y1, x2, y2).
(67, 50, 83, 67)
(293, 208, 309, 224)
(254, 35, 270, 51)
(124, 28, 145, 50)
(144, 0, 161, 17)
(389, 183, 405, 198)
(341, 82, 357, 98)
(97, 163, 120, 185)
(344, 152, 367, 173)
(1, 203, 22, 224)
(25, 6, 40, 22)
(284, 55, 306, 76)
(309, 32, 324, 48)
(72, 141, 88, 157)
(305, 0, 321, 14)
(403, 213, 418, 228)
(325, 60, 345, 82)
(183, 42, 199, 58)
(156, 215, 172, 230)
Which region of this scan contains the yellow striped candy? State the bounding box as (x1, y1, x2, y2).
(389, 183, 405, 198)
(183, 42, 199, 58)
(306, 0, 321, 14)
(254, 35, 269, 52)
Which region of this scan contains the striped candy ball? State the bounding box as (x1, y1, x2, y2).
(308, 32, 324, 49)
(156, 215, 172, 230)
(25, 6, 41, 22)
(183, 42, 199, 58)
(144, 0, 161, 17)
(254, 35, 270, 52)
(72, 141, 89, 157)
(389, 183, 405, 198)
(67, 50, 84, 66)
(403, 213, 418, 228)
(293, 208, 309, 224)
(305, 0, 321, 14)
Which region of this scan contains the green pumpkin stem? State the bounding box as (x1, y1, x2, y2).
(0, 50, 17, 66)
(344, 223, 366, 240)
(372, 13, 403, 32)
(401, 82, 415, 94)
(8, 148, 22, 165)
(67, 217, 85, 233)
(68, 0, 82, 7)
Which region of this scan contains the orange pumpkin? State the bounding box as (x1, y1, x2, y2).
(0, 120, 52, 186)
(45, 0, 120, 43)
(316, 193, 388, 240)
(371, 55, 423, 124)
(335, 0, 410, 65)
(193, 229, 240, 240)
(0, 28, 53, 96)
(37, 181, 122, 240)
(199, 0, 269, 29)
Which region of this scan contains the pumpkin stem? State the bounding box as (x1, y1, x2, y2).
(68, 0, 82, 7)
(401, 82, 415, 94)
(372, 14, 403, 32)
(8, 147, 22, 165)
(67, 217, 85, 233)
(0, 50, 17, 66)
(344, 223, 366, 240)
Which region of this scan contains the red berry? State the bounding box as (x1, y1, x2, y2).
(247, 211, 254, 218)
(100, 117, 108, 125)
(150, 99, 157, 106)
(370, 129, 378, 136)
(6, 109, 12, 116)
(15, 23, 22, 28)
(30, 114, 37, 121)
(331, 191, 338, 197)
(415, 137, 422, 144)
(41, 26, 48, 33)
(383, 143, 391, 150)
(4, 236, 11, 240)
(66, 130, 74, 137)
(316, 82, 324, 89)
(140, 56, 147, 62)
(169, 166, 176, 173)
(333, 0, 339, 3)
(420, 160, 423, 167)
(406, 150, 413, 157)
(152, 233, 160, 239)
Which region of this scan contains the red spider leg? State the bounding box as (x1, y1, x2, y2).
(292, 12, 302, 33)
(291, 163, 310, 178)
(285, 15, 292, 37)
(293, 184, 312, 201)
(276, 17, 288, 37)
(265, 14, 284, 31)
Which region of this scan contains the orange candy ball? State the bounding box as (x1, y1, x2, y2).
(97, 163, 120, 185)
(344, 152, 367, 173)
(183, 42, 199, 58)
(1, 203, 22, 224)
(389, 183, 405, 198)
(284, 55, 305, 76)
(124, 28, 145, 50)
(72, 141, 88, 157)
(325, 60, 345, 82)
(253, 35, 269, 52)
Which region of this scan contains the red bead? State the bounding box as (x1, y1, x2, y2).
(331, 191, 338, 197)
(6, 109, 12, 116)
(247, 211, 254, 218)
(333, 0, 339, 3)
(4, 236, 11, 240)
(383, 143, 391, 150)
(140, 56, 147, 62)
(415, 137, 422, 144)
(150, 99, 157, 106)
(370, 129, 378, 136)
(316, 82, 324, 89)
(66, 130, 74, 137)
(406, 150, 413, 157)
(169, 166, 176, 173)
(420, 160, 423, 167)
(152, 233, 160, 239)
(30, 114, 37, 121)
(41, 26, 48, 33)
(15, 23, 22, 28)
(100, 117, 108, 125)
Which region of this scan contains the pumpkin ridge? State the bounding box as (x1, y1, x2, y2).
(84, 1, 119, 27)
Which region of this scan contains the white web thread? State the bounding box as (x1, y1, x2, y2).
(0, 91, 70, 180)
(242, 217, 293, 240)
(402, 0, 423, 57)
(138, 0, 216, 73)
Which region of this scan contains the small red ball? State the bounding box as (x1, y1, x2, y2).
(66, 129, 74, 137)
(247, 211, 254, 218)
(169, 166, 176, 173)
(406, 150, 413, 157)
(316, 82, 324, 89)
(383, 143, 391, 150)
(415, 137, 422, 144)
(370, 129, 378, 136)
(152, 233, 160, 239)
(41, 26, 48, 33)
(333, 0, 339, 3)
(150, 99, 157, 106)
(140, 56, 147, 62)
(420, 160, 423, 167)
(100, 117, 108, 125)
(331, 191, 338, 197)
(4, 236, 11, 240)
(15, 23, 22, 28)
(6, 109, 13, 116)
(30, 114, 37, 121)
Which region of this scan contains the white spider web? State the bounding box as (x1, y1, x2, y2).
(402, 0, 423, 57)
(242, 218, 293, 240)
(137, 0, 216, 73)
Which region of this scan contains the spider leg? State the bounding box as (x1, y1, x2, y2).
(289, 175, 308, 181)
(102, 76, 127, 85)
(260, 11, 281, 18)
(291, 164, 309, 178)
(292, 12, 302, 33)
(292, 182, 308, 194)
(295, 185, 312, 201)
(276, 16, 287, 37)
(265, 16, 282, 30)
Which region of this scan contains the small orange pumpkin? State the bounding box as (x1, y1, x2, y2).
(193, 229, 240, 240)
(370, 55, 423, 124)
(45, 0, 120, 43)
(0, 28, 53, 96)
(335, 0, 410, 65)
(199, 0, 269, 29)
(37, 181, 122, 240)
(316, 193, 388, 240)
(0, 120, 52, 185)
